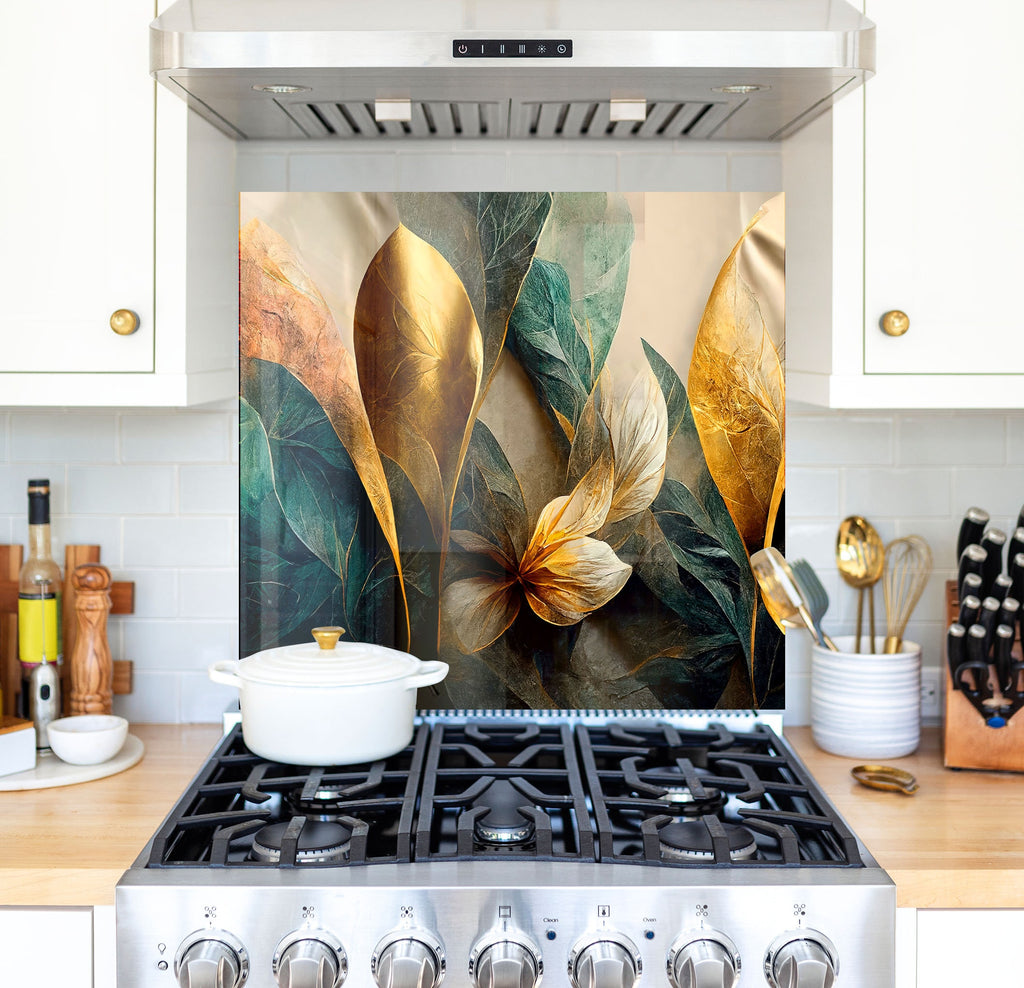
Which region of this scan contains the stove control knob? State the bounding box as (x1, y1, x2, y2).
(764, 931, 838, 988)
(470, 935, 543, 988)
(668, 932, 740, 988)
(568, 934, 641, 988)
(174, 930, 249, 988)
(273, 931, 347, 988)
(372, 931, 446, 988)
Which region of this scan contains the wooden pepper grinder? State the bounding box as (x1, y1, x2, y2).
(69, 564, 113, 715)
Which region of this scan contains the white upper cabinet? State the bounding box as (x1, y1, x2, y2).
(0, 0, 237, 406)
(785, 0, 1024, 408)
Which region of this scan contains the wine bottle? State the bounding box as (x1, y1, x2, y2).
(18, 479, 62, 731)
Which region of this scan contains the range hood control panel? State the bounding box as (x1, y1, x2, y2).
(452, 40, 573, 58)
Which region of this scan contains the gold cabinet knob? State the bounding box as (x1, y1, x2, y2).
(109, 309, 140, 336)
(880, 310, 910, 337)
(311, 626, 346, 650)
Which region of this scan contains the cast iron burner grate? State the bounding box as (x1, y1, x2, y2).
(142, 719, 862, 870)
(145, 724, 427, 867)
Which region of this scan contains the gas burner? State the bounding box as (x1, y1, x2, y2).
(657, 821, 757, 863)
(656, 785, 727, 818)
(472, 780, 536, 845)
(250, 820, 352, 864)
(286, 785, 353, 820)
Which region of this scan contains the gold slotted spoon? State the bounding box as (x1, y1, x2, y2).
(836, 516, 885, 653)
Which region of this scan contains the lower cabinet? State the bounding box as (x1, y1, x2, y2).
(0, 906, 95, 988)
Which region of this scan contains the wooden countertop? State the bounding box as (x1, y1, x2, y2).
(0, 724, 1020, 909)
(785, 726, 1024, 909)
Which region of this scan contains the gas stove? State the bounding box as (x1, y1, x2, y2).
(116, 712, 894, 987)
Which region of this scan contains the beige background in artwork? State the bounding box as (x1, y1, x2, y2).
(240, 190, 783, 517)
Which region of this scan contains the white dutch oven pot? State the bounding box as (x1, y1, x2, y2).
(209, 627, 448, 765)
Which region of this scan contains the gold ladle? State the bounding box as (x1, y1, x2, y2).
(836, 516, 886, 653)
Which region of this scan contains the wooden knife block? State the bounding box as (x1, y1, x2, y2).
(943, 580, 1024, 772)
(0, 545, 134, 718)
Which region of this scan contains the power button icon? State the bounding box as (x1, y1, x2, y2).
(458, 44, 468, 54)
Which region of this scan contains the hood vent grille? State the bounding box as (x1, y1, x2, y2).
(279, 98, 735, 140)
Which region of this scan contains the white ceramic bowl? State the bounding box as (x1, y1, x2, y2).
(47, 715, 128, 765)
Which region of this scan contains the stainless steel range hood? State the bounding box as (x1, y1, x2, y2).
(151, 0, 874, 142)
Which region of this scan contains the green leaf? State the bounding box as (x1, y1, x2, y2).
(241, 358, 399, 645)
(642, 337, 693, 443)
(394, 192, 553, 390)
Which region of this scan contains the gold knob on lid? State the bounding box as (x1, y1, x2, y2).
(311, 626, 345, 650)
(109, 309, 140, 336)
(880, 310, 910, 337)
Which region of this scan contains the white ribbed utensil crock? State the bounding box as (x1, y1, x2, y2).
(810, 635, 921, 759)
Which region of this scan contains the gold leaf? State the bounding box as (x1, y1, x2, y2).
(521, 534, 632, 625)
(354, 224, 483, 548)
(441, 575, 521, 653)
(519, 452, 631, 624)
(238, 218, 409, 638)
(687, 205, 785, 550)
(601, 364, 668, 523)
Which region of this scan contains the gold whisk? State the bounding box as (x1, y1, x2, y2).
(882, 535, 933, 653)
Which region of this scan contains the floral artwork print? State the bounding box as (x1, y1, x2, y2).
(239, 191, 785, 711)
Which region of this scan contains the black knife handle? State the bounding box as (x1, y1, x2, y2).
(1009, 527, 1024, 567)
(1016, 504, 1024, 534)
(995, 623, 1016, 694)
(978, 596, 1002, 650)
(965, 624, 993, 697)
(946, 623, 967, 688)
(980, 528, 1008, 589)
(998, 595, 1020, 630)
(958, 545, 988, 599)
(958, 594, 982, 628)
(990, 573, 1014, 603)
(957, 506, 990, 561)
(960, 572, 983, 603)
(1012, 553, 1024, 604)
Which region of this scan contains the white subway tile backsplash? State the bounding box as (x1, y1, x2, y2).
(121, 413, 229, 463)
(785, 468, 839, 517)
(843, 467, 951, 518)
(68, 465, 176, 514)
(9, 413, 117, 463)
(113, 670, 182, 724)
(117, 569, 179, 619)
(950, 467, 1024, 526)
(0, 464, 66, 514)
(1007, 416, 1024, 464)
(180, 464, 239, 515)
(180, 672, 240, 724)
(124, 517, 234, 567)
(123, 619, 236, 671)
(898, 413, 1006, 465)
(787, 414, 893, 466)
(179, 569, 240, 619)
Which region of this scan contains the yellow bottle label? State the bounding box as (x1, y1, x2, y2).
(18, 595, 61, 666)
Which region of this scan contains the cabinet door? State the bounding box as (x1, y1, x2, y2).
(0, 907, 93, 988)
(0, 0, 154, 373)
(863, 0, 1024, 375)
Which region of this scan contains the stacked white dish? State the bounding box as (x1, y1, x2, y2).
(810, 635, 921, 759)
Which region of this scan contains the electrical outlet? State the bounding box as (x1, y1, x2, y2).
(920, 667, 942, 720)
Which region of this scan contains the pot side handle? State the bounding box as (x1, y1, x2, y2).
(405, 660, 449, 691)
(208, 660, 242, 689)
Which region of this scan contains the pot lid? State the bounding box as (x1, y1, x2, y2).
(238, 627, 422, 687)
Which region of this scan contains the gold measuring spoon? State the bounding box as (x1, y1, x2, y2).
(836, 516, 885, 653)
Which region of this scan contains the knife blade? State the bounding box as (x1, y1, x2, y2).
(957, 506, 990, 561)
